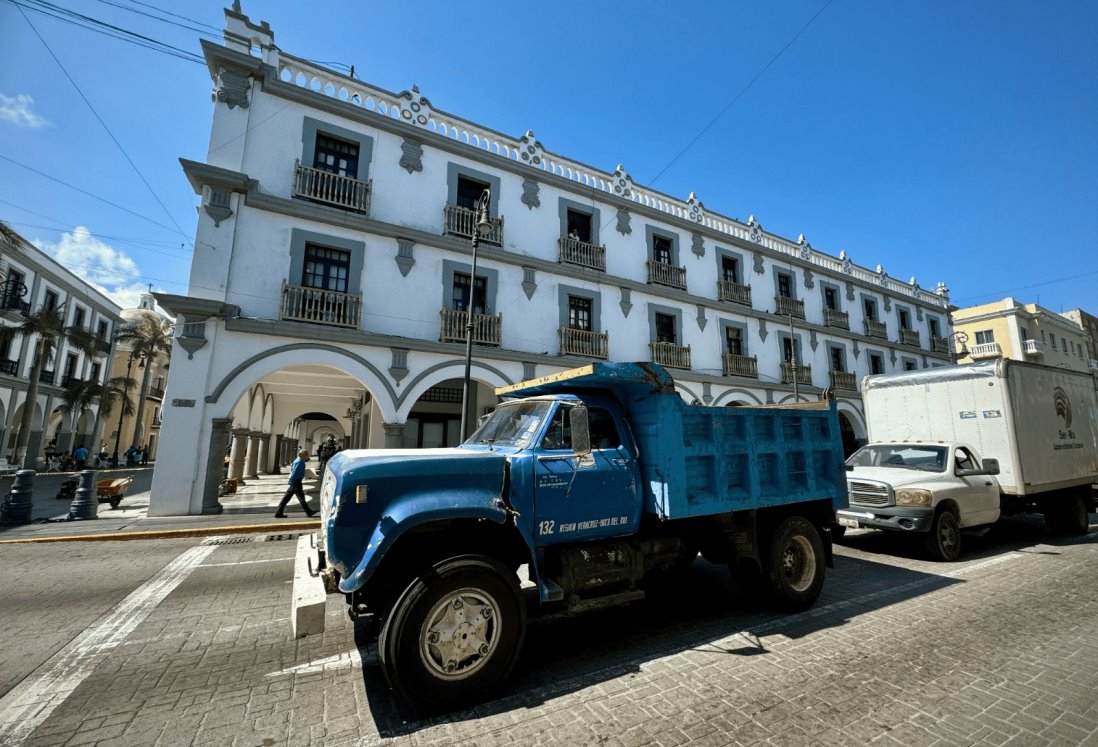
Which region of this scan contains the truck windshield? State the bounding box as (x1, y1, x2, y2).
(466, 401, 552, 449)
(846, 444, 948, 472)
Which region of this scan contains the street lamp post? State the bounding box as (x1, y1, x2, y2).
(788, 311, 800, 401)
(948, 331, 970, 365)
(112, 351, 143, 468)
(459, 189, 494, 442)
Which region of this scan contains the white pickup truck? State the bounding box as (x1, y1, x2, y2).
(837, 360, 1098, 560)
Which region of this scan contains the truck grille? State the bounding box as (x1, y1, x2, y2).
(849, 480, 892, 507)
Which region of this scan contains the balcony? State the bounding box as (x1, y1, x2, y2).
(931, 336, 949, 354)
(646, 260, 687, 290)
(439, 308, 502, 346)
(864, 319, 888, 339)
(830, 370, 857, 390)
(900, 329, 921, 347)
(91, 336, 112, 356)
(824, 308, 849, 330)
(970, 342, 1002, 360)
(780, 362, 812, 387)
(291, 161, 371, 214)
(774, 295, 805, 320)
(38, 369, 55, 385)
(148, 386, 166, 400)
(1023, 339, 1045, 357)
(443, 205, 504, 245)
(558, 236, 605, 271)
(279, 281, 362, 329)
(650, 341, 691, 370)
(722, 353, 758, 378)
(717, 280, 752, 306)
(559, 327, 609, 359)
(0, 359, 18, 376)
(60, 375, 82, 389)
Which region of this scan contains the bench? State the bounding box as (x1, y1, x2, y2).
(96, 477, 134, 509)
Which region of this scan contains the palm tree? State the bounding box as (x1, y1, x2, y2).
(115, 315, 173, 451)
(60, 375, 137, 458)
(0, 306, 99, 468)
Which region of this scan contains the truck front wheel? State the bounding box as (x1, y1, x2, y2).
(378, 555, 526, 710)
(765, 517, 825, 611)
(925, 508, 961, 561)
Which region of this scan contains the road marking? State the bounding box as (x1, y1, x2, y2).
(200, 557, 293, 567)
(0, 542, 217, 744)
(266, 648, 378, 677)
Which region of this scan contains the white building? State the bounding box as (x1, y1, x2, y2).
(151, 5, 954, 515)
(0, 222, 121, 466)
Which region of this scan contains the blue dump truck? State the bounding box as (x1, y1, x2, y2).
(297, 362, 847, 709)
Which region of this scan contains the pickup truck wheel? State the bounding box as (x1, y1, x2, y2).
(765, 517, 825, 611)
(378, 555, 525, 710)
(925, 508, 961, 561)
(1044, 492, 1090, 536)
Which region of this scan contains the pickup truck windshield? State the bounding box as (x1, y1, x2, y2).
(466, 401, 552, 448)
(846, 444, 947, 472)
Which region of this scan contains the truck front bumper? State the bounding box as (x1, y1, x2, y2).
(836, 506, 934, 533)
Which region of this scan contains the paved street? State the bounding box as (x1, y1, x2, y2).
(1, 514, 1097, 747)
(0, 467, 154, 523)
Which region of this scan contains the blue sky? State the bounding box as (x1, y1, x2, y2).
(1, 0, 1095, 315)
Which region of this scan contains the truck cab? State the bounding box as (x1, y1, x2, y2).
(837, 441, 1001, 560)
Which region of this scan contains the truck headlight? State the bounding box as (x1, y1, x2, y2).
(895, 488, 932, 507)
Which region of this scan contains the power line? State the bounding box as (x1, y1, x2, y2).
(14, 5, 192, 239)
(92, 0, 221, 37)
(119, 0, 221, 34)
(953, 269, 1098, 304)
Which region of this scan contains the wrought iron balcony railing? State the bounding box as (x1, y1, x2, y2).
(900, 329, 921, 347)
(774, 295, 805, 320)
(148, 386, 166, 400)
(646, 260, 687, 290)
(0, 359, 18, 376)
(91, 336, 112, 355)
(830, 370, 857, 390)
(717, 280, 752, 306)
(864, 319, 888, 339)
(443, 205, 504, 245)
(439, 308, 502, 346)
(291, 161, 371, 214)
(60, 375, 82, 389)
(931, 336, 949, 354)
(650, 341, 691, 370)
(722, 353, 758, 378)
(38, 368, 56, 385)
(558, 236, 606, 271)
(824, 308, 849, 330)
(279, 280, 362, 328)
(780, 362, 812, 386)
(559, 326, 609, 359)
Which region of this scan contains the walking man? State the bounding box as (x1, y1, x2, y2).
(73, 445, 89, 471)
(275, 448, 317, 518)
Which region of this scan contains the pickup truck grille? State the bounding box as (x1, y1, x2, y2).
(848, 480, 892, 507)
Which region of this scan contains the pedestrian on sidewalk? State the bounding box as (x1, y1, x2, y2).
(73, 445, 89, 471)
(275, 448, 317, 518)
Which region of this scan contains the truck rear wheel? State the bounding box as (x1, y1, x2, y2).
(925, 508, 961, 561)
(378, 555, 525, 710)
(1044, 491, 1090, 536)
(765, 517, 825, 611)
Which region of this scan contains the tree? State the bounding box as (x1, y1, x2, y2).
(0, 307, 99, 468)
(115, 314, 173, 451)
(60, 375, 137, 455)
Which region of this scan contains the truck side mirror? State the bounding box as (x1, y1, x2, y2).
(980, 458, 1000, 475)
(570, 405, 591, 457)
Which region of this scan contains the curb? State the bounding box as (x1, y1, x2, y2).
(0, 520, 319, 544)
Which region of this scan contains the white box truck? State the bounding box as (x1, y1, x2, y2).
(836, 360, 1098, 560)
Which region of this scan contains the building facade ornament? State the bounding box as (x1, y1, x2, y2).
(399, 137, 423, 174)
(521, 177, 540, 209)
(845, 280, 856, 302)
(809, 329, 819, 352)
(852, 340, 861, 359)
(518, 130, 545, 167)
(758, 317, 768, 342)
(204, 187, 233, 227)
(523, 362, 536, 381)
(747, 215, 763, 244)
(615, 208, 632, 235)
(695, 304, 707, 331)
(216, 67, 250, 109)
(803, 268, 815, 290)
(388, 347, 409, 386)
(611, 165, 635, 199)
(686, 192, 705, 224)
(797, 234, 812, 260)
(619, 287, 632, 318)
(395, 84, 434, 126)
(395, 238, 415, 276)
(691, 231, 704, 258)
(522, 266, 537, 299)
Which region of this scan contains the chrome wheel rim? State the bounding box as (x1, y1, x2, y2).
(780, 535, 816, 592)
(419, 587, 501, 680)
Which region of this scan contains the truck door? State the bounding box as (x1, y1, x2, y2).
(954, 446, 1000, 526)
(533, 404, 639, 546)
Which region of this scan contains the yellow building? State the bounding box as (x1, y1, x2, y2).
(951, 297, 1090, 373)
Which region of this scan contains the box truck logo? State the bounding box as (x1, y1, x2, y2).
(1053, 387, 1072, 429)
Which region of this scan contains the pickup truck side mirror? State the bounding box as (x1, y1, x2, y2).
(956, 457, 1000, 477)
(570, 405, 591, 457)
(980, 458, 1000, 475)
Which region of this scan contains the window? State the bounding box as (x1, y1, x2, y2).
(588, 407, 622, 450)
(73, 307, 85, 329)
(725, 326, 744, 356)
(1050, 334, 1057, 350)
(830, 346, 845, 372)
(777, 272, 793, 299)
(975, 330, 995, 345)
(97, 320, 108, 339)
(63, 353, 77, 379)
(824, 287, 838, 310)
(781, 337, 800, 362)
(566, 209, 592, 243)
(655, 313, 677, 344)
(567, 295, 592, 331)
(863, 297, 878, 321)
(302, 244, 350, 293)
(928, 317, 941, 338)
(955, 447, 976, 472)
(456, 176, 489, 211)
(44, 289, 58, 310)
(313, 133, 359, 178)
(652, 235, 673, 265)
(903, 359, 918, 371)
(541, 406, 573, 450)
(452, 272, 487, 315)
(869, 353, 885, 375)
(91, 362, 101, 383)
(898, 308, 911, 330)
(721, 256, 740, 285)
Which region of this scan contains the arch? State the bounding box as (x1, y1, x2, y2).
(396, 360, 514, 421)
(712, 388, 764, 407)
(205, 344, 398, 423)
(836, 401, 868, 457)
(246, 384, 267, 430)
(305, 421, 345, 444)
(262, 393, 275, 433)
(673, 382, 701, 405)
(775, 393, 808, 405)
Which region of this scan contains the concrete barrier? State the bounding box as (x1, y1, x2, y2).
(291, 533, 327, 638)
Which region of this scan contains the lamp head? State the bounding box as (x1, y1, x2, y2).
(475, 189, 492, 238)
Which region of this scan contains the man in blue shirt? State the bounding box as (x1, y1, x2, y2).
(275, 448, 317, 518)
(73, 445, 89, 471)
